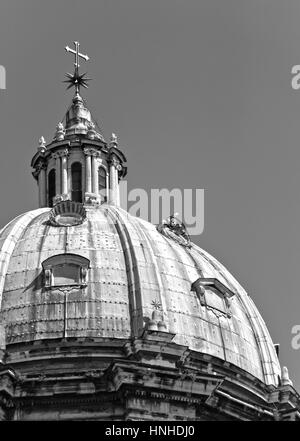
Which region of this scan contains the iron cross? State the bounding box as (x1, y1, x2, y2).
(65, 41, 89, 71)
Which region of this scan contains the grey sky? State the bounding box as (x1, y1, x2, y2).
(0, 0, 300, 389)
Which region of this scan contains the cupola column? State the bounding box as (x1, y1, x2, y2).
(109, 157, 120, 206)
(53, 153, 61, 196)
(92, 154, 99, 196)
(61, 149, 69, 197)
(106, 172, 109, 202)
(108, 134, 122, 207)
(84, 149, 92, 194)
(38, 163, 47, 207)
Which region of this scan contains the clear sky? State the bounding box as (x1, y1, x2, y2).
(0, 0, 300, 390)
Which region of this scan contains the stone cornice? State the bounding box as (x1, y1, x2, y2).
(108, 146, 127, 164)
(31, 141, 71, 168)
(55, 148, 69, 158)
(83, 147, 101, 157)
(80, 139, 108, 150)
(46, 140, 71, 151)
(2, 337, 300, 420)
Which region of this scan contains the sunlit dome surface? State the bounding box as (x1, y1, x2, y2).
(0, 204, 281, 386)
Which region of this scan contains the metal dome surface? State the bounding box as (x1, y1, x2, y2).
(0, 204, 281, 386)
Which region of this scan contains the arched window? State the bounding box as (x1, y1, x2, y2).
(71, 162, 82, 203)
(98, 166, 107, 202)
(42, 253, 90, 288)
(48, 169, 56, 207)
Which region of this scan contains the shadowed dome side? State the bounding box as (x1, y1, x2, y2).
(0, 205, 281, 387)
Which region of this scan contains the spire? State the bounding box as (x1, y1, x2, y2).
(50, 42, 104, 142)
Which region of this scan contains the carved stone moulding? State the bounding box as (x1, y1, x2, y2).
(83, 147, 102, 157)
(49, 200, 87, 226)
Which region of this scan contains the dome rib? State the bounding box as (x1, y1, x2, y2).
(129, 216, 167, 323)
(105, 206, 143, 337)
(0, 208, 49, 308)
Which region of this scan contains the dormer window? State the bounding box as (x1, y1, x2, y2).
(191, 278, 235, 318)
(42, 253, 90, 288)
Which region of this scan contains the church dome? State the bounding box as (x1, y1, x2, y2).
(1, 42, 297, 421)
(0, 203, 280, 386)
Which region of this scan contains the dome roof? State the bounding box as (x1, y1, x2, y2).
(50, 92, 105, 144)
(0, 205, 280, 386)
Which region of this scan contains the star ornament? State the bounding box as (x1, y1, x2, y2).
(64, 71, 92, 91)
(151, 299, 162, 310)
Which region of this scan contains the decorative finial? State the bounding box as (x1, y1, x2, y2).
(64, 41, 91, 94)
(38, 136, 46, 152)
(147, 299, 167, 332)
(55, 122, 65, 141)
(110, 132, 118, 147)
(281, 366, 293, 386)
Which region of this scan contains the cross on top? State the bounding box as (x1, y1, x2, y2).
(64, 41, 91, 93)
(65, 41, 89, 71)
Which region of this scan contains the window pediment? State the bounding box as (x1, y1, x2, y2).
(191, 278, 235, 318)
